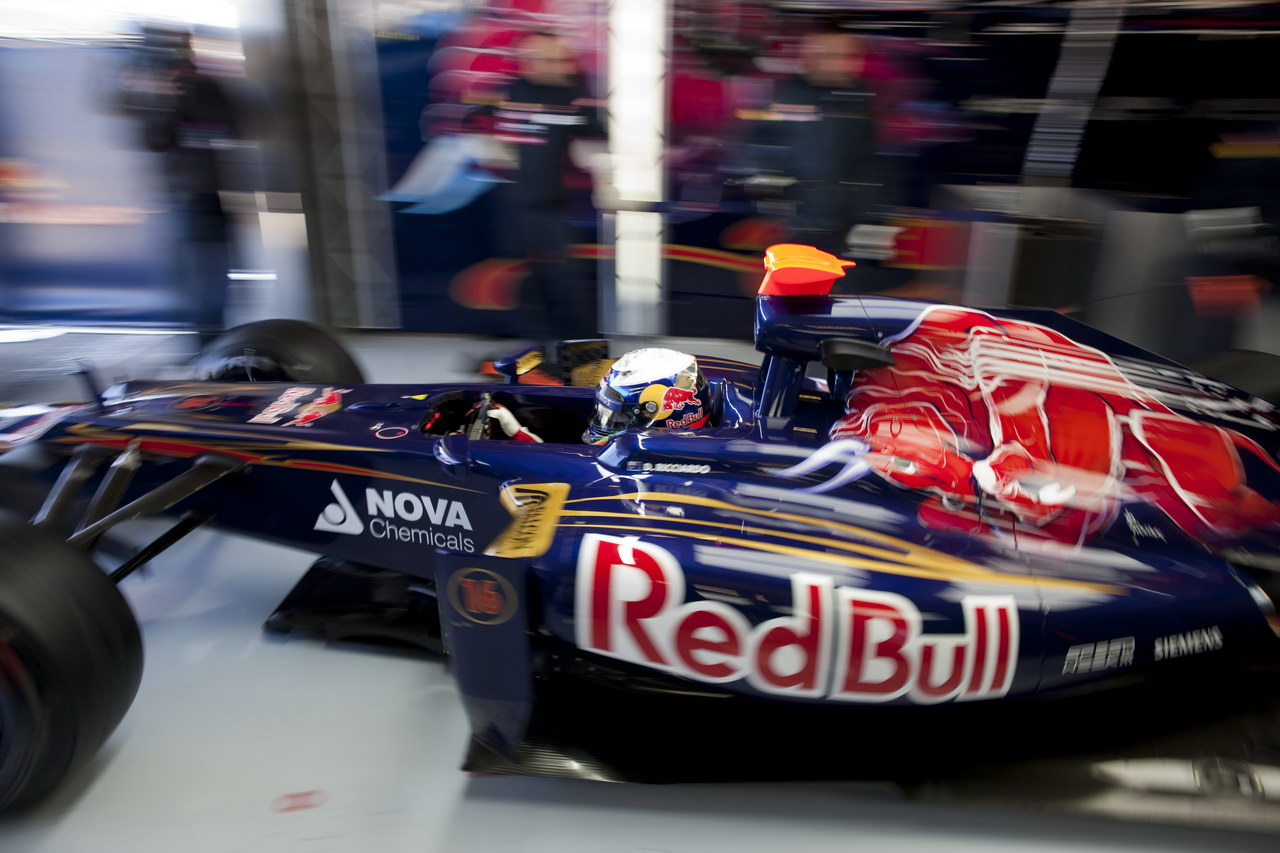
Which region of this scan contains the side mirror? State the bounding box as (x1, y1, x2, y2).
(492, 347, 546, 384)
(821, 339, 895, 404)
(819, 338, 895, 372)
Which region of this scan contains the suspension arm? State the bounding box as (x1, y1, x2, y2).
(108, 512, 210, 584)
(66, 454, 247, 549)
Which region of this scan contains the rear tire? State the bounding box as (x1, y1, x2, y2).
(0, 514, 143, 812)
(195, 319, 365, 384)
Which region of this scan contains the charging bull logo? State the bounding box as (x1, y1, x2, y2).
(576, 534, 1019, 704)
(638, 383, 697, 418)
(660, 385, 697, 411)
(248, 386, 312, 424)
(793, 305, 1280, 547)
(636, 384, 706, 429)
(283, 387, 351, 428)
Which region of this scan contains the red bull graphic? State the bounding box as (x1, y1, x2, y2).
(638, 382, 702, 425)
(576, 534, 1020, 704)
(635, 383, 706, 429)
(660, 386, 697, 411)
(667, 409, 708, 429)
(788, 305, 1280, 548)
(248, 387, 313, 425)
(283, 388, 351, 428)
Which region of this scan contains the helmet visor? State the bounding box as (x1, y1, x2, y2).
(587, 402, 649, 440)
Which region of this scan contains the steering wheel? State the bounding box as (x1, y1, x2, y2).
(467, 392, 496, 441)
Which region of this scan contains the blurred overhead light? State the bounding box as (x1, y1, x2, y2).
(0, 0, 239, 39)
(0, 329, 66, 343)
(0, 326, 194, 337)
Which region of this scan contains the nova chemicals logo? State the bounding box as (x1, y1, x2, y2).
(313, 479, 475, 552)
(315, 480, 364, 534)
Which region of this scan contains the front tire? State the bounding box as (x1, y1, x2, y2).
(0, 514, 143, 812)
(195, 319, 365, 384)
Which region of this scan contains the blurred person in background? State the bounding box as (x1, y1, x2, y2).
(117, 25, 242, 347)
(490, 31, 602, 342)
(746, 29, 880, 261)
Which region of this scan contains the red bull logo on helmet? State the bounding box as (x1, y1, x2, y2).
(639, 383, 699, 421)
(660, 386, 697, 411)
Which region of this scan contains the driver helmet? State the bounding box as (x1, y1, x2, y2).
(584, 348, 711, 445)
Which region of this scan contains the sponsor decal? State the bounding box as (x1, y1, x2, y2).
(171, 394, 223, 411)
(626, 461, 712, 474)
(575, 533, 1019, 704)
(249, 386, 313, 424)
(1062, 636, 1135, 675)
(283, 387, 350, 427)
(1123, 510, 1166, 542)
(446, 568, 518, 625)
(667, 409, 707, 428)
(314, 479, 364, 534)
(314, 479, 475, 551)
(1154, 625, 1223, 662)
(375, 426, 410, 440)
(486, 483, 570, 559)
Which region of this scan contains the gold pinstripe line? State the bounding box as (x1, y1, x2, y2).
(563, 493, 1122, 594)
(563, 509, 927, 566)
(52, 425, 481, 492)
(568, 491, 950, 554)
(112, 422, 398, 453)
(557, 520, 1117, 593)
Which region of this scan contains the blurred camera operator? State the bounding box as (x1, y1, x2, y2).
(117, 26, 241, 346)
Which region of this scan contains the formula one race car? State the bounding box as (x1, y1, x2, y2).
(0, 245, 1278, 810)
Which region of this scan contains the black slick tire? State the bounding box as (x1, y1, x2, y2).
(195, 319, 365, 384)
(0, 514, 143, 812)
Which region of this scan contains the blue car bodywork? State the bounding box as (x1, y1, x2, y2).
(4, 254, 1278, 780)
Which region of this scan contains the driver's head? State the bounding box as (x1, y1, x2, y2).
(801, 31, 866, 88)
(519, 31, 578, 87)
(584, 348, 711, 445)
